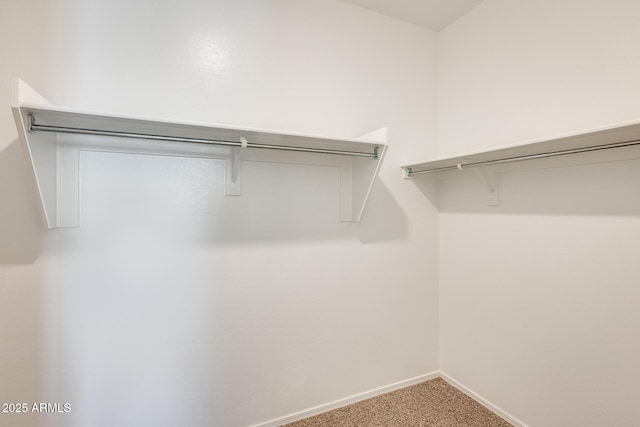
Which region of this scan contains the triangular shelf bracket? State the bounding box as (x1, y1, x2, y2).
(473, 166, 500, 206)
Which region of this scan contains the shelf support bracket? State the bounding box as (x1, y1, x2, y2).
(474, 167, 499, 206)
(225, 136, 246, 196)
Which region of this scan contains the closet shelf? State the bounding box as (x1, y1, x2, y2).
(402, 119, 640, 177)
(11, 79, 387, 228)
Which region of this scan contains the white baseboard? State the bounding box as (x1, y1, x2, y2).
(439, 371, 528, 427)
(250, 371, 440, 427)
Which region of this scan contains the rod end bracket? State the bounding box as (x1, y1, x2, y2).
(28, 113, 35, 133)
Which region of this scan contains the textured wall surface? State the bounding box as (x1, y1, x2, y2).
(437, 1, 640, 426)
(0, 1, 439, 426)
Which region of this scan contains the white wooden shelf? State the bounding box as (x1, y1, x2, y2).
(11, 79, 387, 228)
(402, 119, 640, 178)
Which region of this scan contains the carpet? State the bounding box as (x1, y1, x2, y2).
(284, 377, 513, 427)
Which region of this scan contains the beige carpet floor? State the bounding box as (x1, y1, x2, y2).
(284, 378, 513, 427)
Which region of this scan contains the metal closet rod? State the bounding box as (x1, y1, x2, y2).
(406, 138, 640, 176)
(28, 116, 379, 159)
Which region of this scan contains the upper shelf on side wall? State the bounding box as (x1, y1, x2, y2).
(402, 118, 640, 178)
(11, 79, 387, 229)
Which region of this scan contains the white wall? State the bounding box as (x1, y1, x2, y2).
(0, 2, 53, 427)
(438, 0, 640, 155)
(0, 1, 439, 426)
(437, 1, 640, 426)
(12, 1, 640, 426)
